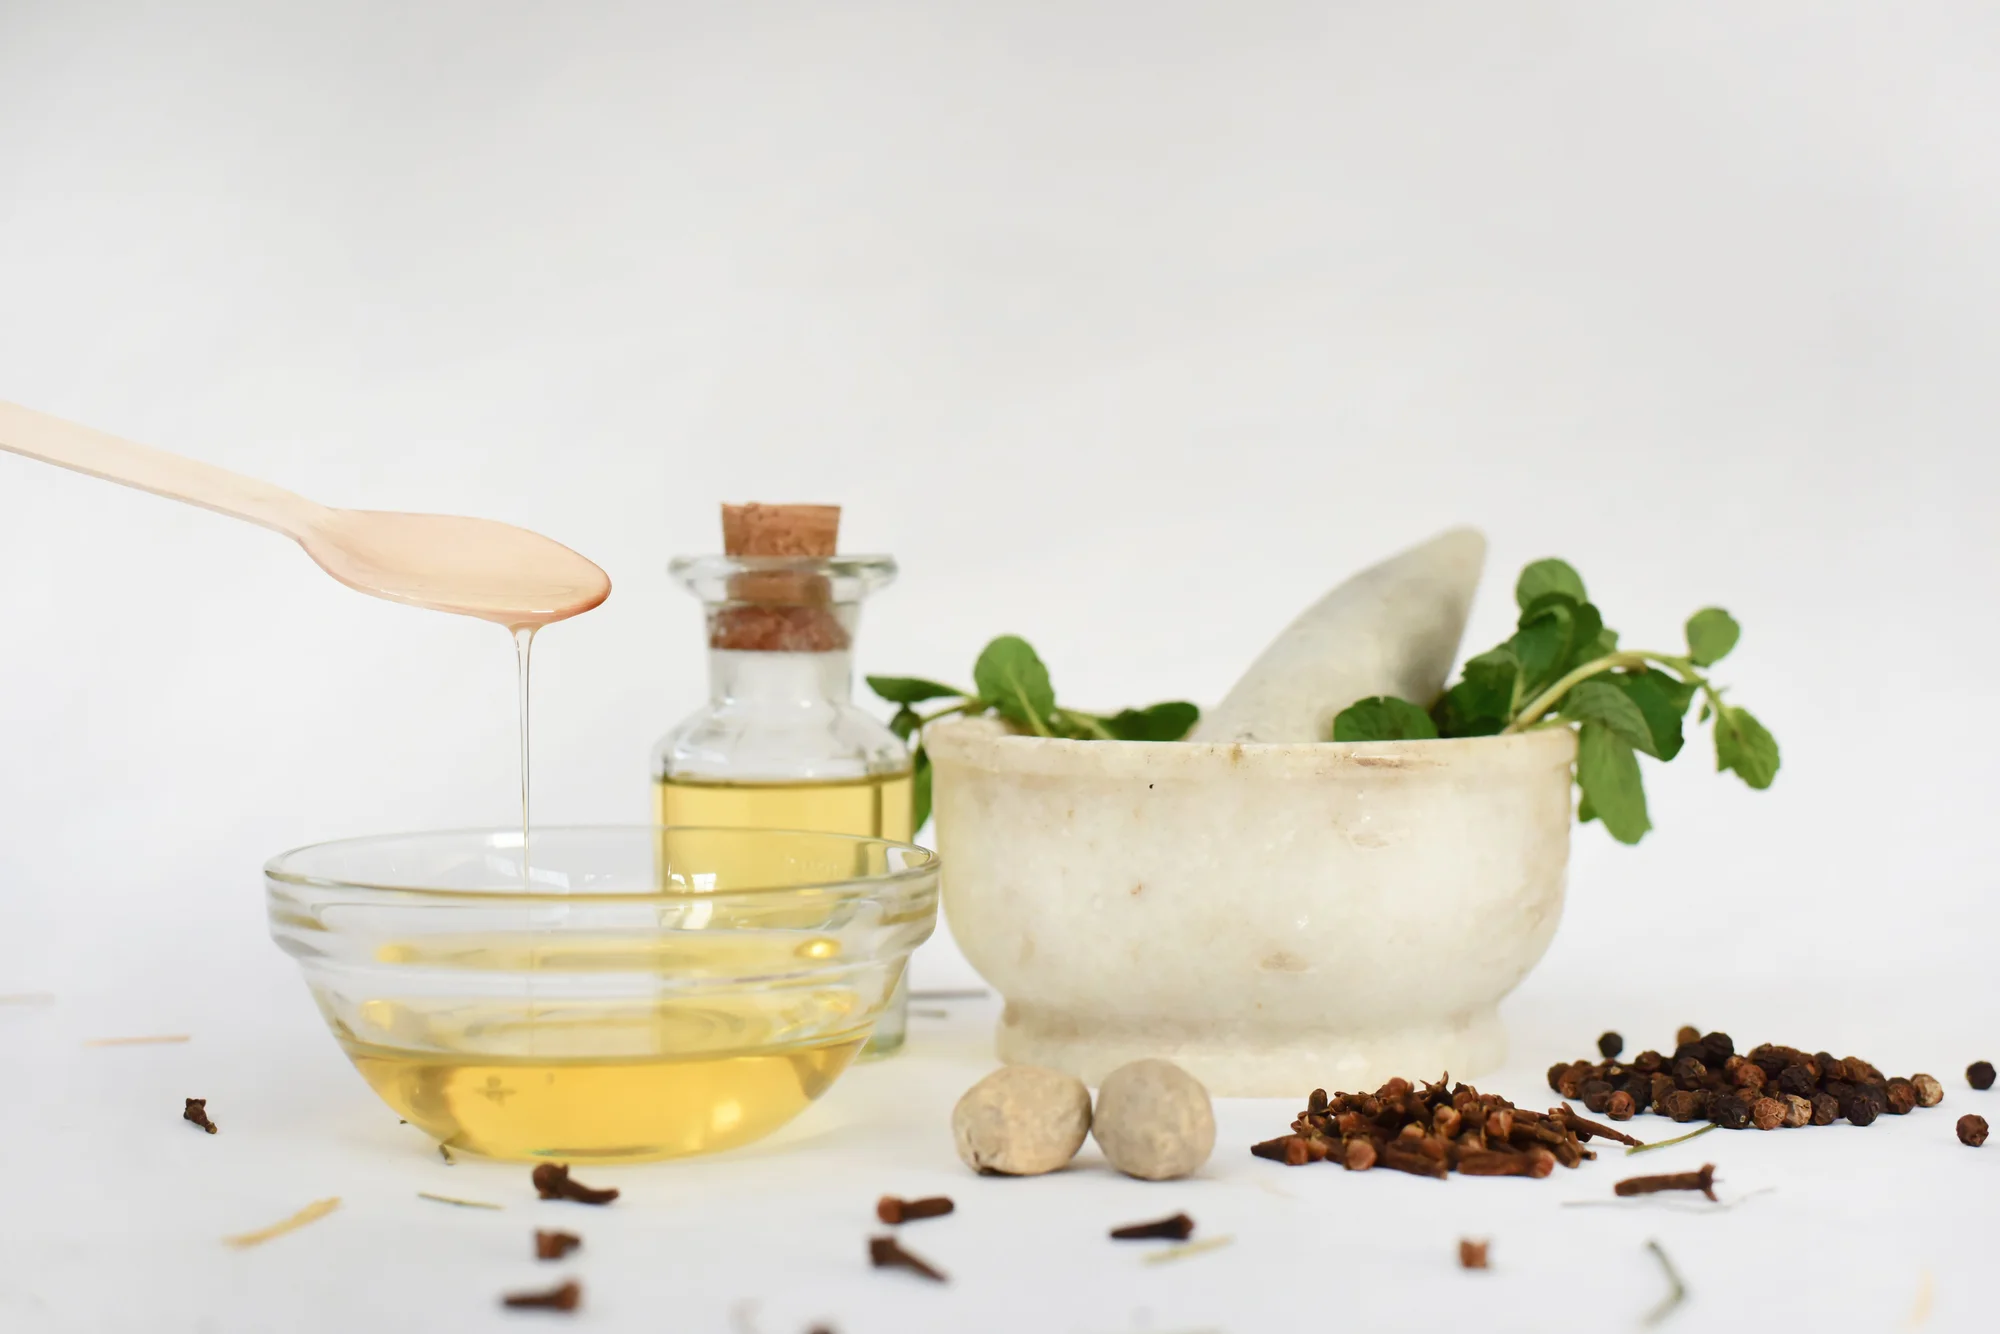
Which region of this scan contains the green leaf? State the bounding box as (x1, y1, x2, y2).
(1576, 721, 1651, 844)
(868, 676, 966, 706)
(1435, 647, 1519, 736)
(1591, 627, 1620, 658)
(1561, 680, 1657, 756)
(1517, 559, 1588, 611)
(1607, 670, 1687, 762)
(1100, 701, 1201, 742)
(1714, 705, 1779, 789)
(910, 747, 933, 833)
(1332, 696, 1440, 742)
(889, 706, 921, 741)
(972, 636, 1057, 736)
(1577, 791, 1599, 824)
(1686, 608, 1741, 667)
(1510, 595, 1581, 693)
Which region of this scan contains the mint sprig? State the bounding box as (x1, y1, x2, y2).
(1333, 559, 1778, 844)
(870, 636, 1200, 831)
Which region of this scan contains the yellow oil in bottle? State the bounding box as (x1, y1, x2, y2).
(654, 771, 915, 845)
(337, 936, 872, 1162)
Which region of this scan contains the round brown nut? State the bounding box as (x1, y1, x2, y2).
(1090, 1058, 1216, 1181)
(952, 1065, 1091, 1175)
(1958, 1114, 1989, 1148)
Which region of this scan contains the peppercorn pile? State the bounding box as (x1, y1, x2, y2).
(1551, 1027, 1946, 1131)
(1251, 1076, 1614, 1178)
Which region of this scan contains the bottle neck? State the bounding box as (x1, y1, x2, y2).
(707, 648, 853, 706)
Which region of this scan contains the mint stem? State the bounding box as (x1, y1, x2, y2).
(1503, 651, 1703, 734)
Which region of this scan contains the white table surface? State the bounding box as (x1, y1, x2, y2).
(1, 961, 1993, 1334)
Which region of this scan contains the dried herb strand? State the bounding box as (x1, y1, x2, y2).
(1642, 1239, 1687, 1327)
(84, 1034, 190, 1047)
(1625, 1123, 1717, 1156)
(222, 1197, 341, 1248)
(417, 1192, 501, 1210)
(1142, 1234, 1235, 1265)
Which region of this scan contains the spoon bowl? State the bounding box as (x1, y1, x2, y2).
(302, 509, 610, 628)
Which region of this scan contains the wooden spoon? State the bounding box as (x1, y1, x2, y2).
(0, 400, 610, 629)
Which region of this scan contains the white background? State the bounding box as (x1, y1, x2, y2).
(2, 3, 1997, 1331)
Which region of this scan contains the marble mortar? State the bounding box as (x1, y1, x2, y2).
(928, 717, 1576, 1096)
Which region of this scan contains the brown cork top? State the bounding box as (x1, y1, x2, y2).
(722, 504, 841, 558)
(712, 503, 849, 652)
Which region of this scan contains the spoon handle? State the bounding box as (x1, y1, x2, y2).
(0, 399, 327, 537)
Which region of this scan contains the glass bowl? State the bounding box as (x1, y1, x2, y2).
(266, 826, 938, 1162)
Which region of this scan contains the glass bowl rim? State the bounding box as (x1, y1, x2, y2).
(264, 824, 938, 906)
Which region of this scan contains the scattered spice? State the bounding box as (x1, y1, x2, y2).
(1109, 1213, 1195, 1241)
(84, 1034, 190, 1047)
(1598, 1031, 1623, 1060)
(1142, 1234, 1234, 1265)
(1252, 1076, 1597, 1179)
(1615, 1163, 1717, 1202)
(1642, 1240, 1688, 1327)
(183, 1098, 217, 1134)
(1958, 1114, 1989, 1147)
(0, 992, 55, 1006)
(1458, 1238, 1489, 1270)
(417, 1192, 502, 1210)
(531, 1163, 619, 1205)
(1554, 1029, 1945, 1133)
(502, 1279, 581, 1312)
(876, 1195, 955, 1224)
(536, 1230, 582, 1260)
(1969, 1061, 1996, 1091)
(869, 1235, 948, 1283)
(222, 1197, 341, 1249)
(438, 1143, 455, 1165)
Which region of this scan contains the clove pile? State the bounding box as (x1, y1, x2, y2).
(1251, 1076, 1610, 1178)
(1552, 1027, 1945, 1130)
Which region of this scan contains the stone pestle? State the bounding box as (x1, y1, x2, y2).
(1189, 527, 1487, 744)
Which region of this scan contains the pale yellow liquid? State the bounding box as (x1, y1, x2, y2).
(341, 938, 871, 1161)
(654, 771, 915, 846)
(653, 771, 918, 1058)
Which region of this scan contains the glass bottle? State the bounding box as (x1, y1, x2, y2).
(653, 552, 916, 1055)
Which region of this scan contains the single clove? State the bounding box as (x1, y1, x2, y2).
(1458, 1149, 1555, 1179)
(1555, 1106, 1642, 1147)
(1459, 1238, 1490, 1270)
(183, 1098, 218, 1135)
(869, 1234, 948, 1283)
(535, 1230, 582, 1260)
(876, 1195, 954, 1225)
(531, 1163, 619, 1205)
(501, 1279, 581, 1312)
(1614, 1163, 1717, 1202)
(1109, 1213, 1195, 1241)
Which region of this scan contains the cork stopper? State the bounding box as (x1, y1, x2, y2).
(722, 504, 841, 558)
(712, 502, 849, 652)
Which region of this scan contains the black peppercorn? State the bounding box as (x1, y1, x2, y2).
(1598, 1031, 1624, 1060)
(1659, 1090, 1703, 1123)
(1633, 1050, 1665, 1074)
(1673, 1057, 1708, 1087)
(1580, 1080, 1614, 1114)
(1777, 1065, 1816, 1098)
(1700, 1032, 1735, 1066)
(1710, 1094, 1752, 1130)
(1546, 1064, 1571, 1094)
(1844, 1088, 1884, 1127)
(1810, 1092, 1840, 1126)
(1959, 1114, 1989, 1147)
(1885, 1079, 1917, 1116)
(1969, 1061, 1996, 1091)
